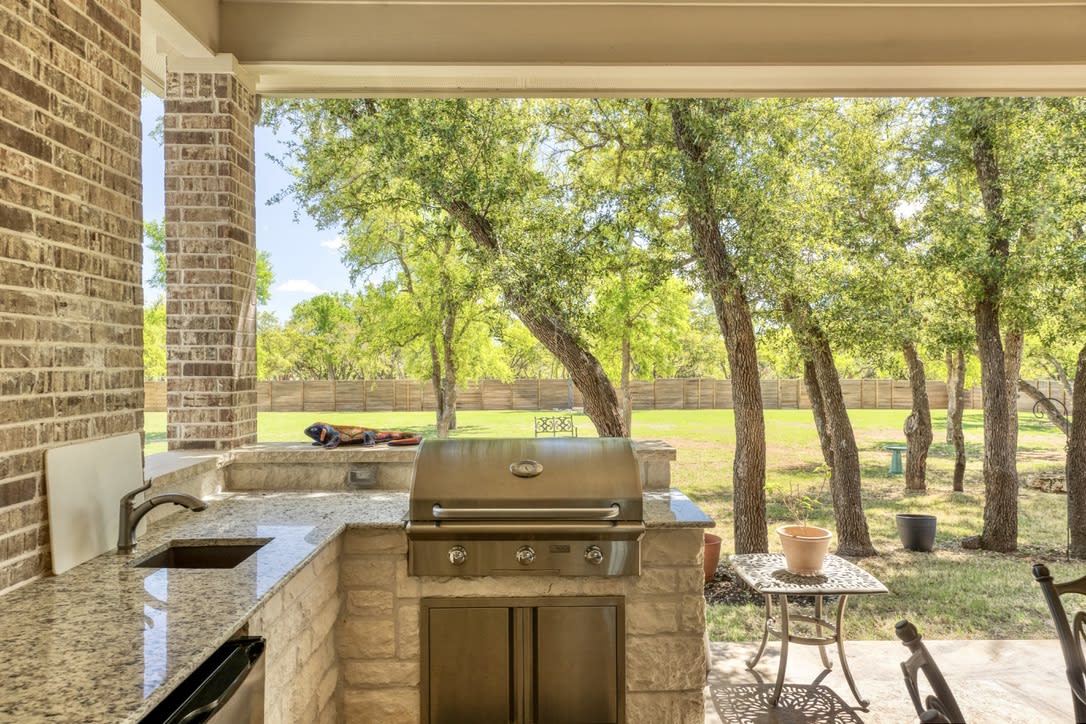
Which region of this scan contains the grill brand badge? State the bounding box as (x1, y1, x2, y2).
(509, 459, 543, 478)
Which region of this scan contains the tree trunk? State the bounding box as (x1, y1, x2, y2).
(1041, 353, 1075, 400)
(788, 301, 876, 558)
(670, 100, 767, 554)
(1068, 342, 1086, 558)
(1005, 329, 1023, 457)
(620, 328, 633, 436)
(439, 311, 459, 435)
(1018, 379, 1071, 435)
(948, 349, 967, 492)
(429, 341, 447, 437)
(975, 303, 1018, 551)
(803, 359, 834, 473)
(903, 341, 933, 492)
(443, 198, 627, 437)
(970, 111, 1019, 553)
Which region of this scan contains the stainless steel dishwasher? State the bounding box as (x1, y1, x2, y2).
(140, 637, 265, 724)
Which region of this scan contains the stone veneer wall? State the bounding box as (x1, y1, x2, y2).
(247, 537, 342, 724)
(337, 527, 707, 724)
(0, 0, 143, 592)
(163, 70, 258, 450)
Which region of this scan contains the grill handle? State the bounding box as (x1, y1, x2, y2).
(431, 504, 621, 520)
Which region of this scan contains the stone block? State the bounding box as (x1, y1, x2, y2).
(342, 688, 420, 724)
(347, 589, 394, 617)
(337, 617, 396, 659)
(678, 594, 706, 632)
(343, 529, 405, 555)
(343, 660, 421, 688)
(340, 556, 397, 589)
(627, 598, 679, 635)
(626, 690, 704, 724)
(626, 635, 707, 691)
(394, 562, 420, 598)
(631, 566, 678, 594)
(642, 529, 703, 565)
(397, 604, 420, 659)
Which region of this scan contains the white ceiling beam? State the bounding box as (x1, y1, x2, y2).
(219, 2, 1086, 66)
(139, 1, 1086, 96)
(248, 62, 1086, 97)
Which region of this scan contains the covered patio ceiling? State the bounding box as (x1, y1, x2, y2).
(141, 0, 1086, 97)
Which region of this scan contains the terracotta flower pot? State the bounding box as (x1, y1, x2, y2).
(703, 533, 722, 583)
(777, 525, 832, 576)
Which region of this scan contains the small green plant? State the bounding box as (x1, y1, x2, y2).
(782, 465, 829, 530)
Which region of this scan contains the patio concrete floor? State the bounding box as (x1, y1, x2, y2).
(704, 639, 1073, 723)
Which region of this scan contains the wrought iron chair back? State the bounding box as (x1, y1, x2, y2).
(1032, 563, 1086, 722)
(533, 414, 578, 437)
(895, 619, 965, 724)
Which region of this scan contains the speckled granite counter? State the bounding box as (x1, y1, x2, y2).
(0, 491, 407, 723)
(0, 488, 710, 723)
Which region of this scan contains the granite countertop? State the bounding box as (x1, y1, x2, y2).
(0, 491, 408, 723)
(643, 489, 714, 528)
(0, 488, 709, 722)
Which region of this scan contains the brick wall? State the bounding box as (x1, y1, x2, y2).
(0, 0, 143, 593)
(163, 70, 259, 450)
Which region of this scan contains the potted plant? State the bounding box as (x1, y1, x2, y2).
(777, 477, 832, 576)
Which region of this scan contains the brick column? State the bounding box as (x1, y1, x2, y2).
(0, 1, 143, 591)
(164, 65, 258, 450)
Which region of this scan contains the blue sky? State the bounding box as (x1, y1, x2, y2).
(141, 95, 354, 321)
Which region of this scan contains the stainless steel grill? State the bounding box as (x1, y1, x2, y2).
(407, 438, 644, 576)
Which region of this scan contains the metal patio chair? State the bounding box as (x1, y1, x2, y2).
(1032, 563, 1086, 722)
(895, 619, 965, 723)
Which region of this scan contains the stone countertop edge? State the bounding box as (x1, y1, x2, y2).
(643, 489, 715, 528)
(143, 439, 680, 489)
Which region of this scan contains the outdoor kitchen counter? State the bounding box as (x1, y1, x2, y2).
(644, 488, 715, 528)
(0, 490, 407, 723)
(0, 487, 710, 722)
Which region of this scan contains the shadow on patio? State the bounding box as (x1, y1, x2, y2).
(704, 639, 1072, 723)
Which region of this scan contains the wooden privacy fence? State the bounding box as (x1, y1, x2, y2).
(143, 378, 1074, 414)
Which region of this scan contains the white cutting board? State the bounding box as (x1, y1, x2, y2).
(45, 432, 144, 574)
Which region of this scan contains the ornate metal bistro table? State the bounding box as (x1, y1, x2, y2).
(729, 553, 889, 708)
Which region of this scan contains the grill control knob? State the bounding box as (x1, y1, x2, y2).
(584, 545, 604, 566)
(515, 545, 536, 566)
(448, 545, 468, 566)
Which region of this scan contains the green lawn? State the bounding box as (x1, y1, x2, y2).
(143, 407, 1074, 640)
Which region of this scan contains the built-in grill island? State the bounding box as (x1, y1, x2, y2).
(407, 438, 645, 577)
(398, 437, 711, 724)
(408, 438, 642, 723)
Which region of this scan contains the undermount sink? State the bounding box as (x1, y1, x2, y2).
(131, 539, 271, 569)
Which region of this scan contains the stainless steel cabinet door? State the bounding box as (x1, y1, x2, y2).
(533, 605, 619, 724)
(427, 607, 513, 724)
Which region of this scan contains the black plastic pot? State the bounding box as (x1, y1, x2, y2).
(896, 514, 937, 552)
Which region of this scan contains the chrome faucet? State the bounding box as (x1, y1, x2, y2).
(118, 483, 207, 553)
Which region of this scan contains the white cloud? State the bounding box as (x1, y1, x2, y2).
(320, 236, 344, 250)
(276, 279, 324, 294)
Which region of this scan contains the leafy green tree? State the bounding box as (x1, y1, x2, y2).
(546, 99, 691, 432)
(268, 99, 628, 435)
(286, 293, 364, 380)
(143, 300, 166, 380)
(338, 211, 505, 436)
(703, 98, 886, 557)
(666, 99, 770, 554)
(919, 98, 1059, 551)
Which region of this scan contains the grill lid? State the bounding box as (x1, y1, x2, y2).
(409, 438, 643, 521)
